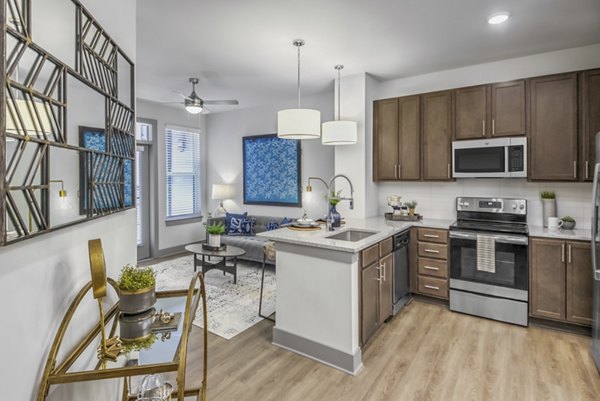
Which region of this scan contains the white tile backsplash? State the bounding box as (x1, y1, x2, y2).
(378, 179, 593, 228)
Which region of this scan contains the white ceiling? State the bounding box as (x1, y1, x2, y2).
(136, 0, 600, 112)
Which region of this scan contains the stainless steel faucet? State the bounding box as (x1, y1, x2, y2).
(306, 174, 355, 231)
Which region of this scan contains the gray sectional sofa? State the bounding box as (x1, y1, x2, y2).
(207, 215, 287, 264)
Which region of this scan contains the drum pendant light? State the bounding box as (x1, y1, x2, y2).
(322, 65, 357, 145)
(277, 39, 321, 139)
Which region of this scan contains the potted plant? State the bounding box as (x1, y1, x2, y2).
(206, 222, 226, 247)
(561, 216, 576, 230)
(540, 191, 556, 228)
(117, 265, 156, 314)
(405, 201, 418, 217)
(328, 190, 342, 228)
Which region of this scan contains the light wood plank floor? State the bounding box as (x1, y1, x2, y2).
(177, 300, 599, 401)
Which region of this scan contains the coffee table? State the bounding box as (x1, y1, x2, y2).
(185, 243, 246, 284)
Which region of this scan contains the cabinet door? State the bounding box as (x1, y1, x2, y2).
(398, 96, 421, 179)
(379, 253, 393, 324)
(361, 263, 380, 344)
(422, 91, 453, 180)
(566, 241, 593, 326)
(580, 69, 600, 181)
(529, 73, 578, 181)
(491, 80, 526, 137)
(530, 238, 566, 321)
(374, 98, 399, 180)
(455, 85, 488, 140)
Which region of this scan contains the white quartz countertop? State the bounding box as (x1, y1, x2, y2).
(528, 225, 591, 241)
(257, 217, 455, 253)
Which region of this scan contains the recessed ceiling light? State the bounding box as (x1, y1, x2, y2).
(487, 12, 511, 25)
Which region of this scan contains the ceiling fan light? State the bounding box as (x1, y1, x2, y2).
(322, 120, 358, 145)
(185, 98, 203, 114)
(277, 108, 321, 139)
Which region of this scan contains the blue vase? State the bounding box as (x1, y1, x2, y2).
(329, 204, 341, 228)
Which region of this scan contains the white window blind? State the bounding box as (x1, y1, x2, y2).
(165, 127, 201, 220)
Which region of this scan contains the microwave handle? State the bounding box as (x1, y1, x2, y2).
(449, 231, 528, 246)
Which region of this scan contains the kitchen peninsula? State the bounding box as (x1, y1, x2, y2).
(258, 217, 453, 374)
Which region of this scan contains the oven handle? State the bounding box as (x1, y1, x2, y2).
(449, 230, 528, 245)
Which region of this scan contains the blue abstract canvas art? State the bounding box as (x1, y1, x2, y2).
(243, 134, 301, 207)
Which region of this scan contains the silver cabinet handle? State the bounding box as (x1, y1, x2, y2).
(447, 164, 451, 179)
(424, 249, 440, 254)
(374, 265, 381, 281)
(423, 266, 440, 271)
(492, 119, 495, 136)
(561, 243, 565, 263)
(394, 165, 398, 179)
(482, 120, 486, 136)
(586, 161, 589, 180)
(573, 161, 577, 179)
(568, 244, 572, 264)
(424, 234, 439, 239)
(424, 285, 440, 290)
(381, 263, 386, 282)
(398, 164, 402, 178)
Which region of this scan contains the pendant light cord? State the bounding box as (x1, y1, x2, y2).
(297, 44, 301, 108)
(337, 67, 341, 121)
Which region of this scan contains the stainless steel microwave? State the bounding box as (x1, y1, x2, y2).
(452, 137, 527, 178)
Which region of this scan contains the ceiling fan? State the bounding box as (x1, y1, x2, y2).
(179, 77, 239, 114)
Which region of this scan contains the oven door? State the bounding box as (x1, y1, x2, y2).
(449, 230, 528, 291)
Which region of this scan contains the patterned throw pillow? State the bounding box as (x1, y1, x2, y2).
(225, 212, 248, 232)
(280, 217, 292, 226)
(266, 221, 280, 231)
(228, 217, 255, 236)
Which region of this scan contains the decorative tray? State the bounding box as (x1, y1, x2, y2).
(202, 244, 227, 252)
(384, 213, 423, 221)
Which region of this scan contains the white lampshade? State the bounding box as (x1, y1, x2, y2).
(322, 120, 358, 145)
(277, 108, 321, 139)
(212, 184, 234, 200)
(185, 105, 203, 114)
(6, 99, 53, 137)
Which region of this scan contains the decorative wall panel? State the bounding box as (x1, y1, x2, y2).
(1, 0, 135, 245)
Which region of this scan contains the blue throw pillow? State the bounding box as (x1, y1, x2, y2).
(225, 212, 248, 232)
(228, 217, 255, 236)
(280, 217, 292, 226)
(266, 221, 280, 231)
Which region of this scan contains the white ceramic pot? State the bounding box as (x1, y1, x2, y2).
(208, 234, 221, 247)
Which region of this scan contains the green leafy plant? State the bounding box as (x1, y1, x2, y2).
(206, 222, 226, 235)
(405, 201, 418, 209)
(328, 190, 342, 206)
(540, 191, 556, 199)
(121, 334, 157, 353)
(118, 265, 156, 291)
(562, 216, 575, 223)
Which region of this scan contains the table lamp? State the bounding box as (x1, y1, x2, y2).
(211, 184, 234, 216)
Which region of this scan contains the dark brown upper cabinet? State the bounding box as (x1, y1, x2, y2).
(491, 80, 527, 137)
(455, 85, 489, 140)
(580, 69, 600, 181)
(373, 96, 421, 181)
(373, 98, 399, 180)
(454, 81, 526, 140)
(422, 91, 453, 181)
(529, 73, 578, 181)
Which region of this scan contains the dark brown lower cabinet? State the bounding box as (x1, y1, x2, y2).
(361, 240, 394, 345)
(530, 238, 593, 326)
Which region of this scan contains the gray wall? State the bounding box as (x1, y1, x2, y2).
(205, 91, 336, 220)
(0, 1, 137, 399)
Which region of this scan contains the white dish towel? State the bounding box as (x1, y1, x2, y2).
(477, 234, 496, 273)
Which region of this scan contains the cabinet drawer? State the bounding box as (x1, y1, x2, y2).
(417, 257, 448, 278)
(361, 244, 379, 268)
(418, 242, 447, 260)
(380, 237, 393, 257)
(417, 228, 448, 244)
(418, 276, 449, 299)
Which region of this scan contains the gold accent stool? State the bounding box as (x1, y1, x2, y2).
(88, 238, 122, 361)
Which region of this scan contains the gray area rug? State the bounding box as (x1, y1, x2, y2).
(153, 255, 276, 340)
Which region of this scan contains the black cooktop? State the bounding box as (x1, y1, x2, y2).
(450, 219, 529, 235)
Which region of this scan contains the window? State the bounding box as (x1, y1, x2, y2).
(165, 126, 201, 220)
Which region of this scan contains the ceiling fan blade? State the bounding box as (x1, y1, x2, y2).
(202, 100, 239, 105)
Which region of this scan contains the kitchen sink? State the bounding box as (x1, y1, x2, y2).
(326, 229, 379, 242)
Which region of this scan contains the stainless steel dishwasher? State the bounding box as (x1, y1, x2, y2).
(392, 231, 411, 315)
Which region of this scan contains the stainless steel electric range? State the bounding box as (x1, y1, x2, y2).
(449, 197, 529, 326)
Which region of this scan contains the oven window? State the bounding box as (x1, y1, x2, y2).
(450, 237, 528, 290)
(454, 146, 505, 173)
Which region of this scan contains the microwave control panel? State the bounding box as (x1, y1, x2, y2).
(508, 146, 525, 172)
